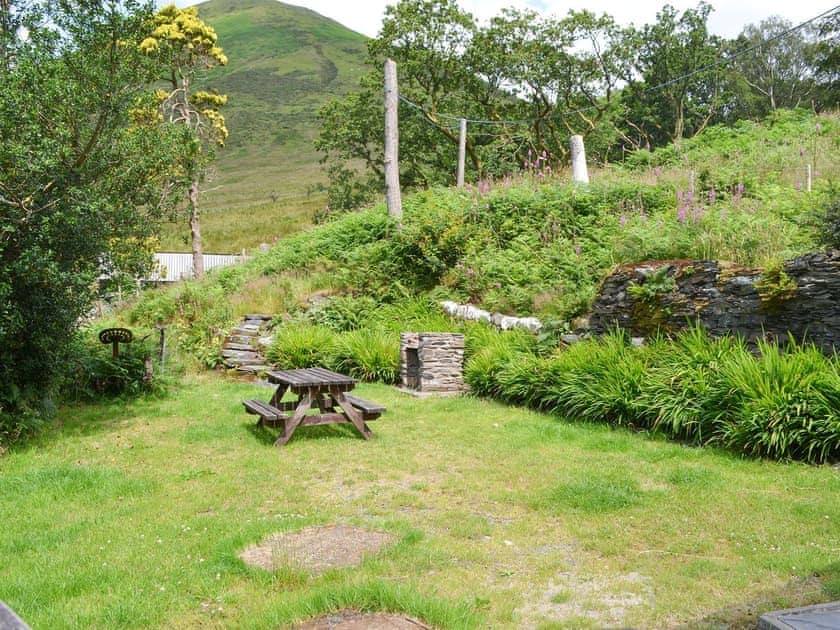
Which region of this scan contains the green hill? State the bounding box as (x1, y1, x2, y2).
(158, 0, 370, 251)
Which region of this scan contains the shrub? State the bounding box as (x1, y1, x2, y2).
(266, 323, 338, 369)
(636, 326, 747, 443)
(712, 339, 840, 463)
(536, 331, 650, 427)
(332, 328, 400, 384)
(62, 327, 169, 402)
(815, 186, 840, 250)
(308, 294, 379, 332)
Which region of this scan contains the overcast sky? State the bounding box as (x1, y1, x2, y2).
(278, 0, 837, 39)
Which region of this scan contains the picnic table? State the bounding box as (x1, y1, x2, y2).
(243, 367, 385, 446)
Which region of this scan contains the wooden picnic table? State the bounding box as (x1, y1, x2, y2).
(243, 367, 385, 446)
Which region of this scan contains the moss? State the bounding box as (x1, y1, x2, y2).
(755, 264, 798, 313)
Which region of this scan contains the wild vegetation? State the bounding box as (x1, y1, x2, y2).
(116, 108, 840, 464)
(318, 0, 839, 210)
(0, 0, 191, 439)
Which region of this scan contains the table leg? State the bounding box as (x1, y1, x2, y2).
(269, 384, 289, 407)
(332, 387, 372, 440)
(275, 391, 312, 446)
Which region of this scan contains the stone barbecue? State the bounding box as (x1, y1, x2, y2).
(400, 333, 465, 394)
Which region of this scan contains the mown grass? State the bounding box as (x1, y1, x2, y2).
(2, 376, 839, 628)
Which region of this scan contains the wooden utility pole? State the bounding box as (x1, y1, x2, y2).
(457, 118, 467, 187)
(384, 59, 402, 223)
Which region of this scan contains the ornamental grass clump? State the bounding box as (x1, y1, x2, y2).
(636, 325, 748, 444)
(712, 338, 840, 463)
(266, 323, 337, 369)
(332, 328, 400, 384)
(540, 331, 650, 427)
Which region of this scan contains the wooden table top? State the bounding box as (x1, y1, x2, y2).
(266, 367, 357, 388)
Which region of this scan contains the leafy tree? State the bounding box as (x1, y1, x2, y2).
(0, 0, 185, 429)
(722, 17, 820, 120)
(316, 0, 635, 208)
(811, 11, 840, 108)
(317, 0, 482, 210)
(470, 8, 632, 164)
(140, 4, 228, 278)
(622, 3, 723, 147)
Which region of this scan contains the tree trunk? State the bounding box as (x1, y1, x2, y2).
(188, 178, 204, 279)
(673, 99, 685, 148)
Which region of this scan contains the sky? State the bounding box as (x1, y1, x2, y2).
(280, 0, 838, 39)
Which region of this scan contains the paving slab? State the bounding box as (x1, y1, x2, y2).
(0, 601, 31, 630)
(759, 601, 840, 630)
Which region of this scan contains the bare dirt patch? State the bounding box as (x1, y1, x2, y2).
(293, 610, 431, 629)
(517, 569, 654, 627)
(239, 525, 396, 573)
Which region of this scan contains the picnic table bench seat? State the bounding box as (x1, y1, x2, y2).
(242, 399, 288, 427)
(243, 393, 386, 425)
(341, 393, 386, 420)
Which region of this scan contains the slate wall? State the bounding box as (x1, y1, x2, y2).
(588, 251, 840, 352)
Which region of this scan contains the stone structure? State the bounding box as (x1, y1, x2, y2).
(400, 333, 465, 394)
(588, 252, 840, 352)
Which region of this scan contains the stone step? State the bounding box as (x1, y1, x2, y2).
(224, 356, 267, 367)
(226, 334, 257, 345)
(231, 326, 260, 337)
(223, 342, 256, 352)
(236, 364, 272, 374)
(222, 349, 261, 360)
(243, 313, 273, 322)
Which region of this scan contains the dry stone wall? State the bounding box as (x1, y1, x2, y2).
(588, 251, 840, 352)
(400, 333, 465, 393)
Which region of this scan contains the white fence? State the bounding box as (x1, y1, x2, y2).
(146, 252, 242, 282)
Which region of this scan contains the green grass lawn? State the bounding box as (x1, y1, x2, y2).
(2, 376, 839, 628)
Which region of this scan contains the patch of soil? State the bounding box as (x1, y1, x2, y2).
(239, 525, 396, 573)
(293, 610, 431, 629)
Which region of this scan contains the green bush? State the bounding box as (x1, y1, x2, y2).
(636, 326, 747, 443)
(533, 331, 650, 427)
(465, 325, 840, 463)
(712, 339, 840, 463)
(815, 186, 840, 250)
(332, 328, 400, 384)
(308, 294, 379, 331)
(463, 324, 538, 399)
(62, 328, 168, 402)
(266, 323, 338, 369)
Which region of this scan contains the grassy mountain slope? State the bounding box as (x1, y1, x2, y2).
(158, 0, 370, 251)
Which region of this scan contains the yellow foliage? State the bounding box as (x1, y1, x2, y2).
(141, 3, 226, 66)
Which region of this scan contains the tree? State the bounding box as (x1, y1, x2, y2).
(811, 11, 840, 109)
(623, 3, 723, 147)
(316, 0, 635, 208)
(469, 8, 633, 164)
(0, 0, 185, 427)
(722, 17, 819, 120)
(140, 4, 228, 278)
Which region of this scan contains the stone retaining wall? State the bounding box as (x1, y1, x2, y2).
(588, 251, 840, 352)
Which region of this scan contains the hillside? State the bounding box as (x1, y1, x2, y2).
(158, 0, 370, 250)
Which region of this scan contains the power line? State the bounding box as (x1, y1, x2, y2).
(398, 4, 839, 128)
